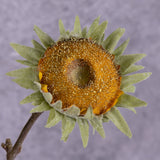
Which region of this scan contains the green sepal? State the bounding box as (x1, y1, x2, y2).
(59, 19, 67, 37)
(6, 67, 39, 81)
(112, 39, 129, 56)
(77, 118, 89, 148)
(116, 93, 147, 107)
(121, 85, 136, 93)
(81, 27, 87, 38)
(34, 25, 55, 48)
(31, 99, 44, 106)
(73, 16, 81, 36)
(84, 106, 94, 120)
(20, 91, 44, 104)
(122, 65, 144, 75)
(121, 72, 152, 89)
(65, 105, 80, 116)
(90, 116, 105, 138)
(116, 54, 146, 73)
(30, 101, 51, 113)
(45, 110, 63, 128)
(102, 28, 125, 53)
(16, 60, 38, 66)
(104, 107, 132, 138)
(42, 92, 53, 104)
(88, 17, 100, 37)
(90, 21, 108, 44)
(10, 43, 43, 62)
(12, 78, 38, 90)
(51, 100, 62, 111)
(32, 40, 46, 52)
(61, 116, 76, 142)
(102, 116, 110, 123)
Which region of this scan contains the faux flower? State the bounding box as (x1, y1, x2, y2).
(7, 16, 151, 147)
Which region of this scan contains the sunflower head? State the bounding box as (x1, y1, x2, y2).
(7, 16, 151, 147)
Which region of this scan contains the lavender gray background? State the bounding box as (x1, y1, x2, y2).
(0, 0, 159, 160)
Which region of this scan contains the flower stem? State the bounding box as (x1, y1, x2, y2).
(1, 112, 42, 160)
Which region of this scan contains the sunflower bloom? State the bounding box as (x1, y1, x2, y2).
(7, 16, 151, 147)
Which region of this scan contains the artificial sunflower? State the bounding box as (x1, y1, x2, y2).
(7, 16, 151, 148)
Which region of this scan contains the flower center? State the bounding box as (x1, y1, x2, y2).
(67, 59, 95, 88)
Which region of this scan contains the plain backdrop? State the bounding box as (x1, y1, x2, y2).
(0, 0, 159, 160)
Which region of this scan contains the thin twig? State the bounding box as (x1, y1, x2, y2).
(1, 112, 42, 160)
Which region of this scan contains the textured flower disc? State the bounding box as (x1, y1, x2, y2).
(38, 38, 123, 115)
(8, 16, 151, 148)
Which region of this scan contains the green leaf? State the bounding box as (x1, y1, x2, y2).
(105, 107, 132, 138)
(116, 93, 147, 107)
(32, 40, 46, 52)
(88, 17, 100, 37)
(61, 116, 76, 142)
(30, 101, 51, 113)
(116, 54, 146, 73)
(10, 43, 43, 62)
(121, 85, 136, 93)
(90, 117, 105, 138)
(59, 19, 66, 37)
(102, 116, 110, 123)
(90, 21, 108, 44)
(20, 91, 44, 104)
(34, 25, 55, 48)
(16, 60, 38, 66)
(77, 118, 89, 148)
(45, 110, 63, 128)
(112, 39, 129, 56)
(121, 72, 152, 89)
(12, 78, 38, 90)
(73, 16, 81, 36)
(122, 65, 144, 75)
(81, 27, 87, 38)
(6, 67, 39, 81)
(65, 105, 80, 116)
(102, 28, 125, 53)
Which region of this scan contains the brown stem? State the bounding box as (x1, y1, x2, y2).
(1, 112, 42, 160)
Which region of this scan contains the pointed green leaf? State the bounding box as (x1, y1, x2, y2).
(61, 116, 76, 142)
(84, 106, 93, 120)
(121, 85, 136, 93)
(34, 25, 55, 48)
(121, 72, 152, 89)
(73, 16, 81, 36)
(65, 105, 80, 116)
(116, 54, 146, 73)
(81, 27, 87, 38)
(12, 78, 38, 90)
(122, 65, 144, 75)
(102, 116, 110, 123)
(59, 19, 66, 37)
(102, 28, 125, 53)
(16, 60, 38, 66)
(30, 101, 51, 113)
(88, 17, 100, 37)
(45, 110, 63, 128)
(31, 99, 44, 106)
(105, 107, 132, 138)
(112, 39, 129, 56)
(10, 43, 43, 62)
(6, 67, 39, 81)
(90, 117, 105, 138)
(20, 91, 44, 104)
(32, 40, 46, 52)
(116, 93, 147, 107)
(77, 118, 89, 148)
(90, 21, 108, 44)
